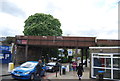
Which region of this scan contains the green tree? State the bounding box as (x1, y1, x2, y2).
(23, 13, 63, 62)
(23, 13, 62, 36)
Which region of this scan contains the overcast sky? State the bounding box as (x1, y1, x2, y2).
(0, 0, 119, 39)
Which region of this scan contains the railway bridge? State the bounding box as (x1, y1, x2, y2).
(15, 35, 119, 66)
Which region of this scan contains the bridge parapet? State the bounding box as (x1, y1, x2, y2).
(16, 36, 96, 48)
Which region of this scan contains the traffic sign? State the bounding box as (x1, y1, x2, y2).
(68, 49, 72, 56)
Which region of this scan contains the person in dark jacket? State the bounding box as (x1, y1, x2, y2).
(34, 60, 43, 81)
(77, 63, 84, 80)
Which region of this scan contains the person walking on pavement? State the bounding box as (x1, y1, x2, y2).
(34, 59, 43, 81)
(77, 63, 84, 80)
(72, 61, 77, 71)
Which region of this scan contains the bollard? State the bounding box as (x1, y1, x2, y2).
(8, 62, 14, 72)
(59, 65, 61, 75)
(62, 66, 66, 75)
(66, 65, 69, 72)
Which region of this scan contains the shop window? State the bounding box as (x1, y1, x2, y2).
(113, 55, 120, 57)
(113, 70, 120, 79)
(104, 69, 111, 78)
(93, 68, 101, 76)
(113, 58, 120, 68)
(94, 58, 111, 67)
(94, 58, 102, 67)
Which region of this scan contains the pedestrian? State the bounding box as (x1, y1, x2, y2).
(72, 61, 77, 71)
(77, 63, 84, 80)
(34, 59, 43, 81)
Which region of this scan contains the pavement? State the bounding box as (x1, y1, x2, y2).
(47, 67, 90, 79)
(0, 63, 10, 76)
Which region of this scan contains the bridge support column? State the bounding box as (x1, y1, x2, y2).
(25, 45, 28, 61)
(81, 48, 89, 67)
(85, 48, 89, 67)
(75, 47, 78, 55)
(81, 48, 84, 65)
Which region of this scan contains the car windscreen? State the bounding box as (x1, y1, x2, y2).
(20, 62, 37, 68)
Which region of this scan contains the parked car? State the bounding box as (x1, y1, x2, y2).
(11, 61, 46, 80)
(46, 62, 59, 72)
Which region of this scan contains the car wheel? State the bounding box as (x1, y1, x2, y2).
(30, 74, 35, 80)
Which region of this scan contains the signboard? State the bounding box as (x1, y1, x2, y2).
(22, 40, 27, 44)
(0, 53, 11, 63)
(0, 53, 11, 60)
(0, 46, 10, 51)
(17, 40, 27, 44)
(68, 49, 72, 56)
(0, 46, 12, 63)
(0, 54, 4, 59)
(72, 58, 75, 61)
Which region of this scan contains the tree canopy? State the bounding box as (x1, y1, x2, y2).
(23, 13, 62, 36)
(23, 13, 63, 62)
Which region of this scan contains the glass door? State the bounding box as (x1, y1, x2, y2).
(91, 53, 120, 80)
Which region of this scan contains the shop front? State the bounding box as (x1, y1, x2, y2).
(91, 53, 120, 80)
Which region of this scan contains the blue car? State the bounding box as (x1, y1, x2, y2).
(11, 61, 46, 80)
